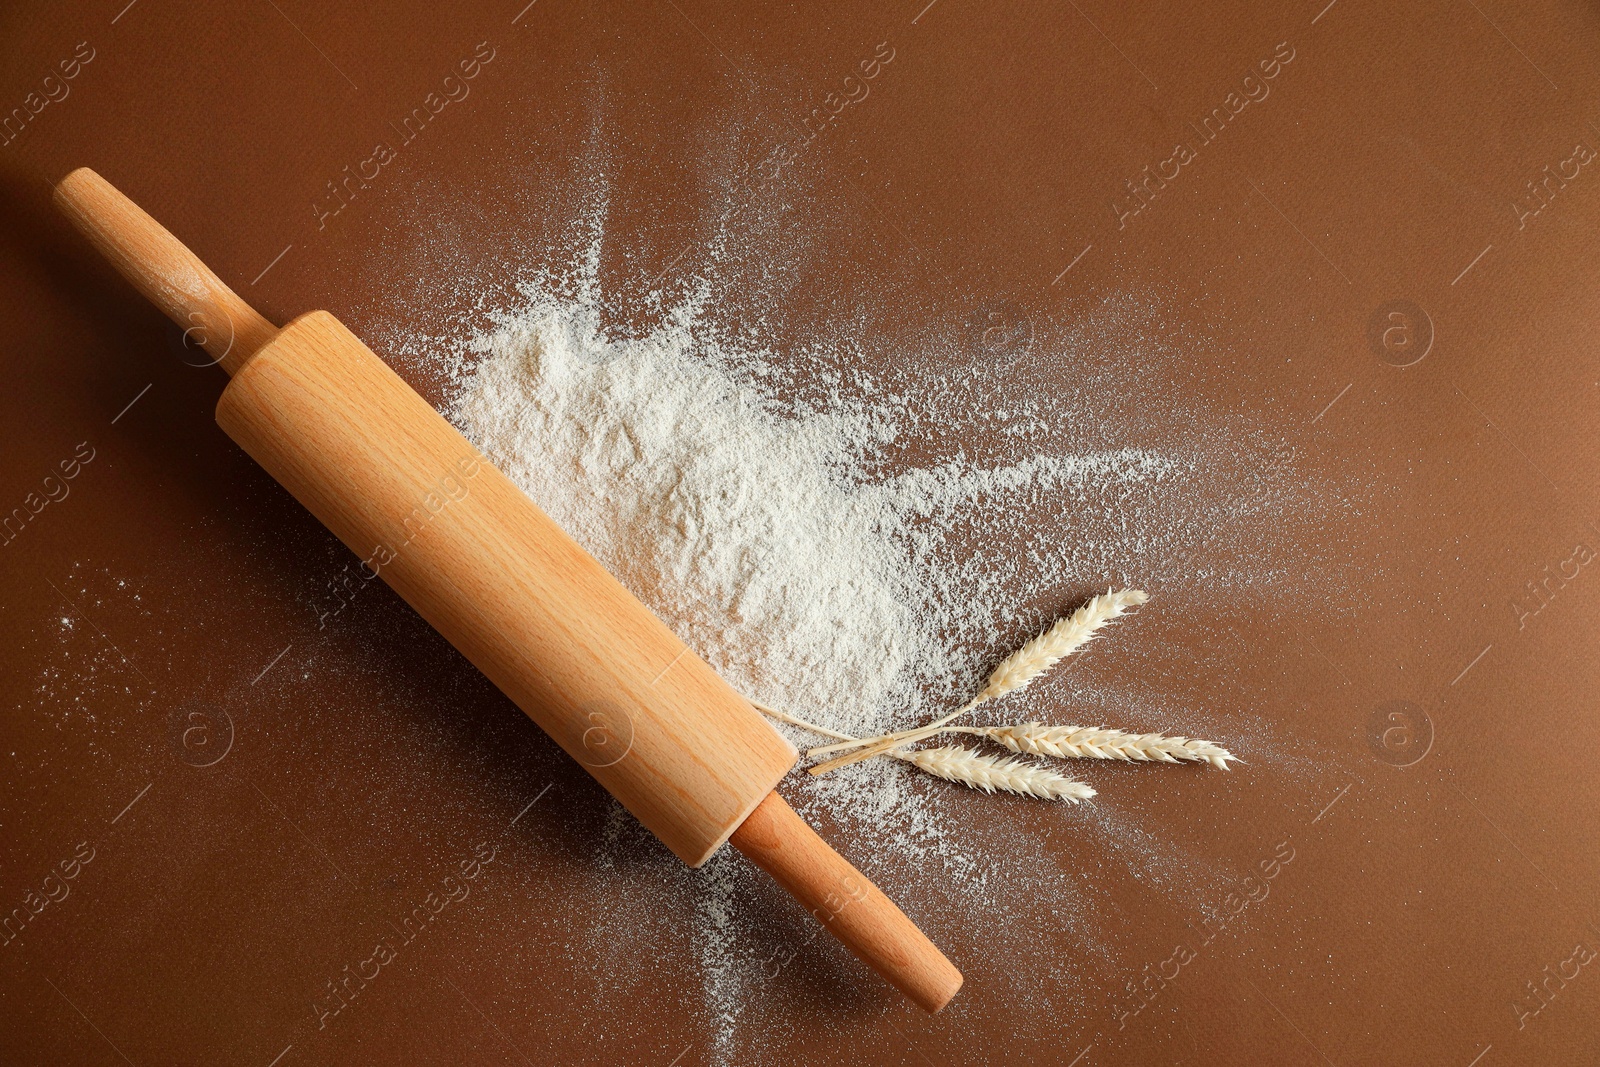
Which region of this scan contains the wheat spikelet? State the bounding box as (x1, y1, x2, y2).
(807, 588, 1149, 773)
(892, 746, 1095, 802)
(972, 588, 1149, 705)
(968, 722, 1237, 769)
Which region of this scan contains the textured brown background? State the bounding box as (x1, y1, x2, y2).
(4, 1, 1600, 1064)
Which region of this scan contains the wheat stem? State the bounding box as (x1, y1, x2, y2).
(748, 699, 858, 743)
(751, 699, 1101, 800)
(891, 746, 1095, 802)
(808, 589, 1149, 774)
(805, 696, 983, 761)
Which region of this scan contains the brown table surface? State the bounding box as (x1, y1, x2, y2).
(4, 1, 1600, 1064)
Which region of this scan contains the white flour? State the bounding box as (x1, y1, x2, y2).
(452, 284, 1194, 741)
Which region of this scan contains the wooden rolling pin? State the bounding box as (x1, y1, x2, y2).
(55, 167, 962, 1012)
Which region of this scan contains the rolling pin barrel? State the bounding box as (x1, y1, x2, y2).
(215, 305, 797, 867)
(53, 167, 962, 1013)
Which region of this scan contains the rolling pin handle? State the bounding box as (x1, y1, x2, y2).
(53, 167, 277, 375)
(730, 791, 963, 1012)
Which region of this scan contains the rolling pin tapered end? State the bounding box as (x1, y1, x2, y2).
(730, 791, 964, 1012)
(54, 167, 278, 374)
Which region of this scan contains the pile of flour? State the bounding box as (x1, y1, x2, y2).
(456, 291, 928, 738)
(447, 277, 1263, 744)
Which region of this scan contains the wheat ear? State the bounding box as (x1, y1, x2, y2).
(957, 723, 1237, 769)
(892, 746, 1095, 802)
(808, 588, 1149, 774)
(970, 588, 1150, 706)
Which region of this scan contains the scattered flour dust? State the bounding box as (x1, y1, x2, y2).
(393, 153, 1354, 1058)
(432, 247, 1348, 1059)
